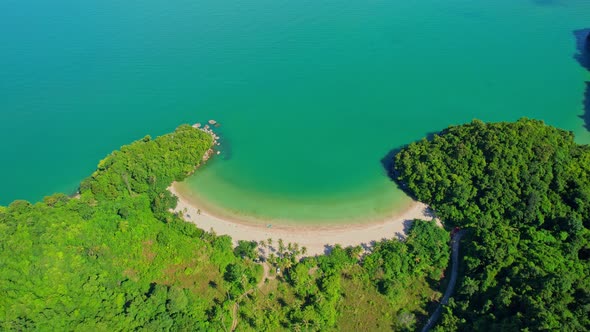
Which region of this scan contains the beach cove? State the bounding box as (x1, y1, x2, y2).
(170, 183, 434, 256)
(1, 0, 590, 221)
(168, 122, 436, 256)
(2, 0, 590, 329)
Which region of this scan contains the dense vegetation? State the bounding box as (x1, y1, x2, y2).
(238, 221, 450, 331)
(5, 118, 584, 331)
(0, 124, 449, 331)
(394, 118, 590, 330)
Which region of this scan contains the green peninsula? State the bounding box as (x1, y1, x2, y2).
(1, 119, 589, 331)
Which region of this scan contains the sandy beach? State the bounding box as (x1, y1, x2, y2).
(169, 183, 435, 256)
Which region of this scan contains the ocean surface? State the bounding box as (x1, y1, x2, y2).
(1, 0, 589, 223)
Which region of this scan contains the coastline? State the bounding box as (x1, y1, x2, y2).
(169, 182, 435, 256)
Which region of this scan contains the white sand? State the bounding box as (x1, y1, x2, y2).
(169, 184, 434, 257)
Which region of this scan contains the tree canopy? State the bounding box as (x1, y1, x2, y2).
(0, 124, 449, 331)
(394, 118, 590, 330)
(4, 118, 585, 330)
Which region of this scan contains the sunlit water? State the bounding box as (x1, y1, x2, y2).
(1, 0, 589, 224)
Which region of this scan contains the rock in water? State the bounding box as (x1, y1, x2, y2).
(208, 119, 217, 125)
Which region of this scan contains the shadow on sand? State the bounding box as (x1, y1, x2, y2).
(573, 29, 590, 131)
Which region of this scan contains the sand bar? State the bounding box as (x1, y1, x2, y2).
(169, 183, 434, 257)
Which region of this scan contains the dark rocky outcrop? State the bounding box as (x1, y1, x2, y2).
(574, 29, 590, 69)
(574, 29, 590, 130)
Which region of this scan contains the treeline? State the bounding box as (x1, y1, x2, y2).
(237, 220, 449, 331)
(0, 124, 450, 331)
(394, 118, 590, 330)
(5, 118, 587, 331)
(0, 125, 233, 330)
(79, 124, 213, 220)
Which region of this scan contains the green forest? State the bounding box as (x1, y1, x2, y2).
(0, 125, 448, 331)
(1, 119, 589, 331)
(395, 119, 590, 330)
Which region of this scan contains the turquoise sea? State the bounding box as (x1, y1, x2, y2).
(1, 0, 590, 223)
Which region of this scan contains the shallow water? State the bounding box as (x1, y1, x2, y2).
(1, 0, 589, 222)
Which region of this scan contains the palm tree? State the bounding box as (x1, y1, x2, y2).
(278, 239, 285, 256)
(350, 246, 363, 260)
(282, 258, 293, 270)
(240, 273, 249, 292)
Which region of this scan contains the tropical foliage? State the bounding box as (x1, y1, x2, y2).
(5, 118, 582, 331)
(0, 124, 448, 331)
(394, 118, 590, 330)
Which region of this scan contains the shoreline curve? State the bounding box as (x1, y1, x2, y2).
(169, 183, 435, 256)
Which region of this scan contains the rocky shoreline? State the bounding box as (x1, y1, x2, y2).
(192, 119, 222, 162)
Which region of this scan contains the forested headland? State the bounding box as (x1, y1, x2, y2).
(0, 124, 449, 331)
(395, 118, 590, 330)
(1, 119, 589, 331)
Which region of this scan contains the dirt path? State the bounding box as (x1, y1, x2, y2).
(421, 230, 465, 332)
(230, 290, 251, 331)
(230, 262, 273, 331)
(257, 262, 271, 289)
